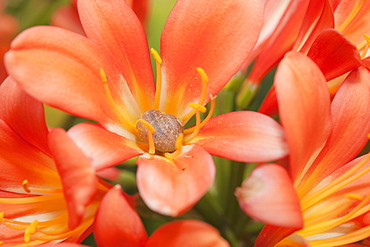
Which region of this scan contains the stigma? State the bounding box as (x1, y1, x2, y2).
(136, 110, 184, 153)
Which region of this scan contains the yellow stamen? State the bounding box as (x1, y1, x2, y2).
(309, 225, 370, 247)
(301, 153, 370, 211)
(184, 95, 216, 135)
(188, 103, 207, 113)
(345, 193, 364, 201)
(300, 194, 370, 237)
(180, 67, 209, 122)
(22, 180, 31, 193)
(151, 48, 163, 110)
(100, 68, 136, 133)
(183, 105, 203, 144)
(164, 134, 184, 161)
(361, 34, 370, 59)
(137, 119, 156, 154)
(338, 0, 366, 32)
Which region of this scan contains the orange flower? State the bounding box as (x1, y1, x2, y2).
(0, 77, 109, 246)
(51, 0, 150, 35)
(0, 0, 18, 82)
(5, 0, 289, 216)
(237, 52, 370, 246)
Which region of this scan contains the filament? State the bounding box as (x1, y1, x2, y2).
(151, 48, 163, 110)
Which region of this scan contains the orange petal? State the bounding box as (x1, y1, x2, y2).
(303, 67, 370, 185)
(307, 29, 362, 81)
(78, 0, 155, 111)
(146, 220, 229, 247)
(255, 225, 307, 247)
(95, 185, 148, 247)
(0, 76, 49, 154)
(67, 123, 144, 171)
(294, 0, 334, 54)
(235, 163, 303, 229)
(334, 0, 370, 46)
(275, 52, 332, 181)
(48, 128, 98, 229)
(5, 26, 124, 126)
(247, 0, 310, 83)
(51, 5, 85, 35)
(190, 111, 289, 163)
(160, 0, 263, 116)
(136, 145, 215, 216)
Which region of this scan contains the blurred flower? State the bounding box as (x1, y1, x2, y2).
(237, 52, 370, 246)
(94, 185, 230, 247)
(51, 0, 150, 35)
(0, 0, 18, 82)
(41, 185, 230, 247)
(5, 0, 289, 216)
(0, 77, 109, 246)
(237, 0, 370, 109)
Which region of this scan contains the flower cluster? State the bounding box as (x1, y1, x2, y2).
(0, 0, 369, 246)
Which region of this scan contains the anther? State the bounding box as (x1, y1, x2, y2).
(184, 95, 216, 136)
(22, 180, 31, 193)
(180, 67, 209, 122)
(346, 193, 364, 201)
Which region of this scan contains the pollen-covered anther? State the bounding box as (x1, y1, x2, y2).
(24, 220, 38, 243)
(22, 180, 31, 193)
(136, 110, 183, 153)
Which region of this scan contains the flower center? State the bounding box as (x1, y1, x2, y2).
(136, 110, 183, 153)
(294, 148, 370, 246)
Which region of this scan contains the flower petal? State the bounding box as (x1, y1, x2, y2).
(236, 164, 302, 228)
(0, 77, 49, 154)
(67, 123, 144, 171)
(136, 145, 215, 216)
(51, 4, 85, 35)
(78, 0, 155, 111)
(255, 225, 307, 247)
(334, 0, 370, 46)
(5, 26, 124, 126)
(276, 52, 332, 181)
(307, 29, 362, 81)
(247, 0, 310, 83)
(190, 111, 288, 163)
(146, 220, 229, 247)
(95, 185, 148, 247)
(303, 67, 370, 185)
(48, 128, 98, 229)
(293, 0, 334, 54)
(160, 0, 263, 117)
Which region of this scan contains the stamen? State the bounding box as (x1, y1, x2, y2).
(188, 103, 207, 113)
(24, 220, 38, 243)
(345, 193, 364, 201)
(309, 225, 370, 247)
(360, 34, 370, 59)
(151, 48, 163, 110)
(164, 134, 184, 161)
(300, 194, 370, 237)
(137, 119, 156, 154)
(100, 68, 136, 133)
(338, 0, 365, 32)
(180, 67, 209, 122)
(22, 180, 31, 193)
(301, 152, 370, 211)
(184, 95, 216, 135)
(183, 104, 203, 144)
